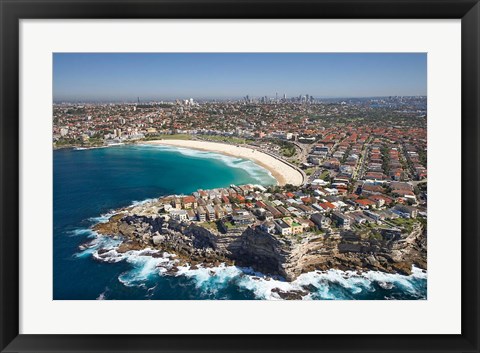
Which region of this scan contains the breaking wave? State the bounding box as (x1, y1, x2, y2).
(137, 144, 276, 185)
(73, 197, 427, 300)
(83, 236, 427, 300)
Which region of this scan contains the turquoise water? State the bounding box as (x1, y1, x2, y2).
(53, 144, 427, 300)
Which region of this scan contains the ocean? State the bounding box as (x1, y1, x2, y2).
(53, 144, 427, 300)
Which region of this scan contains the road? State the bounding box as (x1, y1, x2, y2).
(352, 136, 373, 180)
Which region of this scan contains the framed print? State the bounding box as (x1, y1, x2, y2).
(1, 0, 479, 352)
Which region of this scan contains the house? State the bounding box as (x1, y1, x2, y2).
(182, 196, 197, 209)
(256, 200, 267, 208)
(311, 179, 328, 186)
(349, 212, 368, 225)
(169, 209, 188, 221)
(277, 206, 290, 216)
(393, 204, 418, 218)
(297, 204, 314, 215)
(301, 197, 313, 204)
(363, 210, 384, 223)
(361, 183, 384, 195)
(282, 217, 303, 235)
(263, 211, 274, 221)
(232, 210, 255, 225)
(172, 197, 182, 209)
(324, 188, 339, 196)
(254, 207, 266, 218)
(214, 205, 225, 219)
(319, 202, 336, 212)
(313, 189, 326, 197)
(205, 205, 216, 221)
(196, 206, 207, 222)
(260, 221, 276, 234)
(331, 211, 351, 229)
(355, 199, 376, 209)
(312, 203, 325, 213)
(223, 204, 233, 215)
(297, 218, 313, 231)
(235, 194, 246, 203)
(310, 213, 332, 230)
(264, 205, 282, 218)
(274, 219, 292, 236)
(222, 195, 230, 204)
(272, 200, 284, 207)
(186, 209, 196, 221)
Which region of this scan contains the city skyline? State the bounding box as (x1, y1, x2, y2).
(53, 53, 427, 102)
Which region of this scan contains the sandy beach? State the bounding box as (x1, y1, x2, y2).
(143, 140, 304, 186)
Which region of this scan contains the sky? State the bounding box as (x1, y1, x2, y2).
(53, 53, 427, 102)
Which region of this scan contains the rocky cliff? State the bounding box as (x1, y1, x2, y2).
(91, 212, 426, 281)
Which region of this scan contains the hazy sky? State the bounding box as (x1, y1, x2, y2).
(53, 53, 427, 101)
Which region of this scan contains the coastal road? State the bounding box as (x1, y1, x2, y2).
(247, 144, 308, 186)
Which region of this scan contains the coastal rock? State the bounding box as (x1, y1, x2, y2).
(152, 234, 165, 245)
(91, 210, 427, 282)
(117, 241, 143, 253)
(271, 288, 308, 300)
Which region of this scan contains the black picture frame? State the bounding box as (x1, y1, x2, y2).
(1, 0, 479, 352)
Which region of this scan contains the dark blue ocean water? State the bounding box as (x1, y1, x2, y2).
(53, 144, 427, 300)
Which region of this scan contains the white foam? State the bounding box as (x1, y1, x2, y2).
(66, 228, 96, 237)
(80, 217, 426, 300)
(88, 213, 115, 224)
(96, 287, 109, 300)
(137, 144, 276, 186)
(171, 264, 426, 300)
(131, 198, 157, 206)
(73, 146, 109, 151)
(75, 232, 123, 259)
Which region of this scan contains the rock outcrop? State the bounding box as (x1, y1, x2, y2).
(91, 211, 427, 281)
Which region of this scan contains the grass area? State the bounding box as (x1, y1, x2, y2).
(369, 232, 383, 241)
(281, 146, 296, 158)
(391, 218, 415, 226)
(390, 217, 417, 232)
(54, 137, 105, 148)
(201, 221, 219, 231)
(54, 138, 80, 147)
(84, 138, 105, 147)
(320, 170, 330, 180)
(224, 221, 235, 229)
(268, 138, 297, 158)
(305, 168, 315, 176)
(143, 134, 193, 141)
(200, 135, 252, 145)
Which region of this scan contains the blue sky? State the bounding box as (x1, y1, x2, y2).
(53, 53, 427, 101)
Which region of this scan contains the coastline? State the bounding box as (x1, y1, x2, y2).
(91, 200, 426, 284)
(142, 139, 304, 186)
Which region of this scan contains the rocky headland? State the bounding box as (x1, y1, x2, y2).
(89, 201, 427, 282)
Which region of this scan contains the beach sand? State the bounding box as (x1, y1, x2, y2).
(143, 140, 304, 186)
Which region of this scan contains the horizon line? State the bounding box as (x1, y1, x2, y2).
(53, 95, 427, 104)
